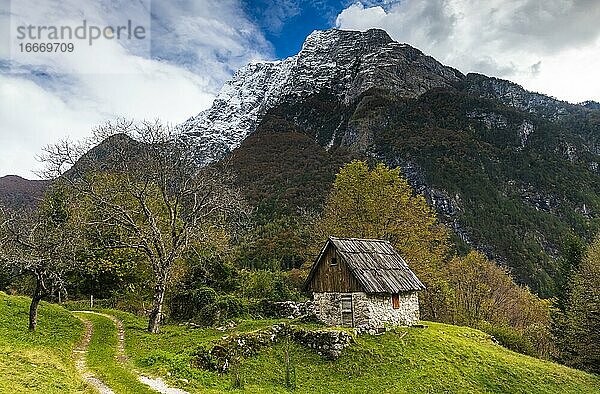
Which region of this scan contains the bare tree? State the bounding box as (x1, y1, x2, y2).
(0, 191, 77, 331)
(41, 119, 243, 333)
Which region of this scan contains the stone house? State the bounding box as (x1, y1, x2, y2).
(304, 237, 425, 329)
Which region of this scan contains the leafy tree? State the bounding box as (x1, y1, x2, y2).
(318, 160, 453, 319)
(447, 251, 550, 330)
(70, 247, 150, 300)
(0, 187, 78, 330)
(556, 234, 600, 373)
(41, 119, 243, 333)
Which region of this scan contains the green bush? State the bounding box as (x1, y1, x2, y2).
(215, 294, 248, 320)
(112, 290, 149, 315)
(194, 294, 249, 327)
(479, 322, 536, 357)
(196, 303, 219, 326)
(168, 287, 217, 321)
(62, 298, 117, 311)
(239, 270, 301, 301)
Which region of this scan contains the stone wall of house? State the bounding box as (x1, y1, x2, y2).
(313, 292, 344, 326)
(358, 291, 420, 328)
(313, 291, 420, 329)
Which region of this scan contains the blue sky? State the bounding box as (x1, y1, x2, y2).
(1, 0, 600, 178)
(241, 0, 351, 59)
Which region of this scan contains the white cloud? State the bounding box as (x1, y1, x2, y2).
(0, 74, 101, 178)
(335, 1, 600, 103)
(0, 0, 272, 178)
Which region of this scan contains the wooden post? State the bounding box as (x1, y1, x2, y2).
(90, 294, 94, 308)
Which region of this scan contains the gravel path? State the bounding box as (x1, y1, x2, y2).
(139, 376, 191, 394)
(72, 310, 190, 394)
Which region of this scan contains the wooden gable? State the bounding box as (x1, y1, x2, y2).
(305, 241, 362, 293)
(305, 236, 425, 294)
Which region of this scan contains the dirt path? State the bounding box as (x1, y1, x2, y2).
(73, 314, 116, 394)
(138, 376, 191, 394)
(72, 310, 190, 394)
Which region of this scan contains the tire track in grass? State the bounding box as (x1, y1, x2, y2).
(73, 311, 190, 394)
(72, 314, 115, 394)
(73, 311, 152, 393)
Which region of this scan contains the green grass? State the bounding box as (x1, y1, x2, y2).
(74, 312, 154, 394)
(101, 310, 600, 394)
(241, 325, 600, 394)
(105, 309, 289, 393)
(0, 292, 92, 393)
(2, 292, 599, 394)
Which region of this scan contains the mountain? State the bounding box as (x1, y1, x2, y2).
(5, 29, 599, 296)
(0, 134, 143, 210)
(180, 29, 462, 163)
(182, 28, 600, 296)
(0, 175, 48, 209)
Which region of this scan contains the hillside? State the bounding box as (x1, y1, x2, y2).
(0, 293, 91, 393)
(2, 292, 597, 393)
(110, 311, 600, 394)
(236, 85, 600, 296)
(207, 29, 600, 297)
(0, 175, 48, 209)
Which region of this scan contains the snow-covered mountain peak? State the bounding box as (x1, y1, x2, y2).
(179, 28, 462, 164)
(301, 28, 393, 53)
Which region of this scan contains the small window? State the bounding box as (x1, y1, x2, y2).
(330, 257, 338, 266)
(392, 294, 400, 309)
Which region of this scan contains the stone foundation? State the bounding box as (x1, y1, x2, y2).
(193, 323, 354, 371)
(313, 291, 419, 329)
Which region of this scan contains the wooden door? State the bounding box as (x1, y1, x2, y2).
(341, 294, 353, 327)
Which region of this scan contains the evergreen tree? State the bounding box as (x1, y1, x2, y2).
(557, 234, 600, 373)
(556, 234, 585, 311)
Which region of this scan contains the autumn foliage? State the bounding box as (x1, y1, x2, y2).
(319, 160, 553, 357)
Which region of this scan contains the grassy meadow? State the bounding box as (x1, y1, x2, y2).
(0, 292, 92, 393)
(1, 292, 599, 393)
(104, 309, 600, 394)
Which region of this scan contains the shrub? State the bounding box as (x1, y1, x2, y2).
(523, 323, 557, 360)
(479, 322, 536, 357)
(195, 294, 248, 327)
(168, 286, 217, 321)
(239, 270, 301, 301)
(215, 294, 248, 320)
(112, 290, 149, 315)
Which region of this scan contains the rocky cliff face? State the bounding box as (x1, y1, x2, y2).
(181, 28, 597, 166)
(180, 29, 462, 163)
(205, 29, 600, 296)
(464, 74, 573, 119)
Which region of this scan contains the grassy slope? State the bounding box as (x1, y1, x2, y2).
(106, 310, 600, 394)
(107, 309, 288, 393)
(1, 293, 598, 394)
(0, 292, 92, 394)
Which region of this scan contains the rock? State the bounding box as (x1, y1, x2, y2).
(193, 323, 354, 371)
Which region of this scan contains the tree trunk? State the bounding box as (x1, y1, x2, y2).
(147, 278, 167, 333)
(29, 282, 43, 331)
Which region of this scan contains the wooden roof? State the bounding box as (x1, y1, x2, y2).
(306, 236, 425, 293)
